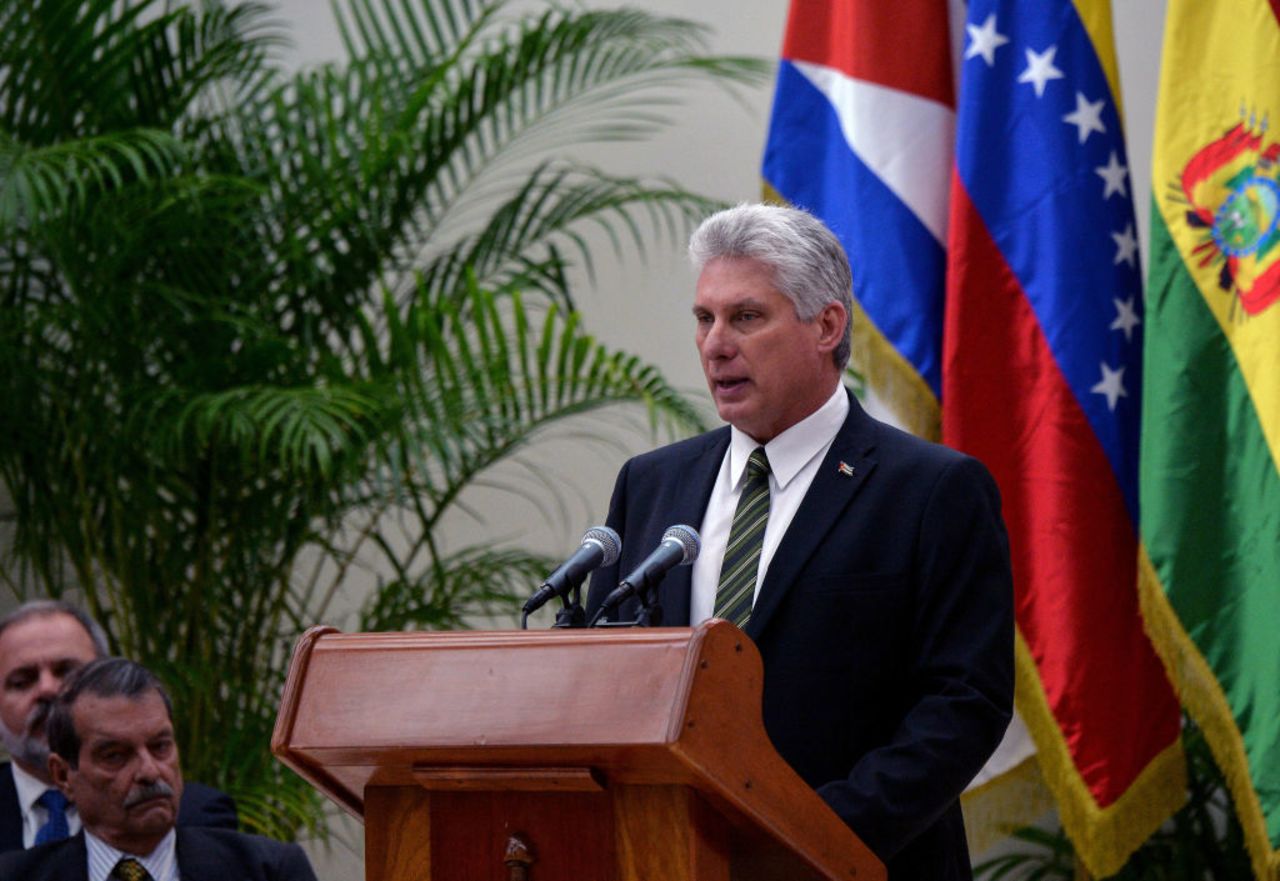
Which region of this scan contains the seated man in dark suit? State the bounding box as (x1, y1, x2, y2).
(0, 601, 236, 852)
(0, 658, 315, 881)
(586, 204, 1014, 880)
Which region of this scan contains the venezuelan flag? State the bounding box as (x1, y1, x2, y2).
(1142, 2, 1280, 878)
(943, 1, 1185, 875)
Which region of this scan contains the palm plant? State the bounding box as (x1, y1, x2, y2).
(0, 0, 767, 838)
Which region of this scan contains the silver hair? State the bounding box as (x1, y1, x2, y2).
(688, 203, 853, 369)
(0, 600, 110, 657)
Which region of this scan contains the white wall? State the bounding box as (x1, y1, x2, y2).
(266, 1, 1167, 877)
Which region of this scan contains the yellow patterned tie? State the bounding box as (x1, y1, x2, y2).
(714, 447, 771, 627)
(111, 857, 154, 881)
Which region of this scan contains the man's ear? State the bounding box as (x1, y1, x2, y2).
(48, 752, 73, 798)
(815, 301, 848, 352)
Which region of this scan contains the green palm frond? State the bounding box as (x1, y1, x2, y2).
(417, 162, 721, 304)
(0, 0, 283, 141)
(228, 3, 766, 317)
(359, 545, 555, 631)
(326, 278, 704, 595)
(153, 383, 395, 481)
(371, 279, 705, 524)
(0, 0, 169, 139)
(0, 129, 185, 230)
(386, 4, 764, 243)
(334, 0, 499, 69)
(134, 2, 286, 131)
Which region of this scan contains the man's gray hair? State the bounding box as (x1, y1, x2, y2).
(0, 600, 110, 657)
(688, 203, 854, 369)
(46, 658, 174, 768)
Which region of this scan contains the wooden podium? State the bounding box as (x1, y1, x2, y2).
(272, 620, 884, 881)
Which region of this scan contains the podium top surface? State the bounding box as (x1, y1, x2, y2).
(277, 625, 721, 756)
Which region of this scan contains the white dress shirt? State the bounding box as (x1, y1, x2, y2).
(87, 827, 180, 881)
(10, 761, 82, 848)
(691, 383, 849, 624)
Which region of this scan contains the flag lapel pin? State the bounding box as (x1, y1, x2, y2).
(837, 461, 855, 477)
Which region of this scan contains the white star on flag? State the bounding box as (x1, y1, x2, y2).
(1110, 297, 1141, 341)
(1063, 92, 1107, 143)
(1112, 224, 1138, 267)
(1017, 46, 1064, 97)
(1095, 151, 1129, 199)
(1091, 362, 1128, 411)
(965, 14, 1009, 66)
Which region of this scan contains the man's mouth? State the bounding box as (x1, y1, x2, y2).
(128, 796, 168, 810)
(714, 377, 749, 391)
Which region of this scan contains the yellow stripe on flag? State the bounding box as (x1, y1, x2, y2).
(1071, 0, 1124, 120)
(1152, 0, 1280, 471)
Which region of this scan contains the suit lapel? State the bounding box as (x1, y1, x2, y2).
(45, 832, 87, 881)
(656, 429, 730, 625)
(175, 827, 217, 881)
(745, 395, 879, 640)
(0, 762, 23, 853)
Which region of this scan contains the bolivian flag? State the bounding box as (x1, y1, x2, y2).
(1143, 2, 1280, 879)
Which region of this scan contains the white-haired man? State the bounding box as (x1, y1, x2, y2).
(586, 204, 1014, 880)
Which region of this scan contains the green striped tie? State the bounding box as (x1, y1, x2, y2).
(715, 447, 771, 627)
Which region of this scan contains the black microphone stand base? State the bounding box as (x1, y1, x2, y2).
(553, 602, 587, 628)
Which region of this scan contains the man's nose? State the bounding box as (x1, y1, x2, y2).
(700, 320, 735, 359)
(34, 668, 63, 699)
(135, 750, 162, 782)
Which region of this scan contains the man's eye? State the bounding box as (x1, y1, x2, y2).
(4, 674, 34, 692)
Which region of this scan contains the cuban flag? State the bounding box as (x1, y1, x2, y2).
(762, 0, 961, 439)
(943, 1, 1184, 874)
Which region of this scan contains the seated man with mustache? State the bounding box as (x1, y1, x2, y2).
(0, 601, 236, 852)
(0, 658, 315, 881)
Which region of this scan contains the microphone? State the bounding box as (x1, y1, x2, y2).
(592, 525, 700, 623)
(522, 526, 622, 616)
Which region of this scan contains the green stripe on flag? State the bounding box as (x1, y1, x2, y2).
(1141, 202, 1280, 871)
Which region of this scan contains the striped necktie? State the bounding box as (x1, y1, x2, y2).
(714, 446, 771, 627)
(34, 789, 69, 844)
(112, 857, 154, 881)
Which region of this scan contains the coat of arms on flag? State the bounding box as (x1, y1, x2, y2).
(1177, 114, 1280, 316)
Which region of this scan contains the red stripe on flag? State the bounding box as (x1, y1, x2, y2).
(943, 180, 1181, 806)
(781, 0, 954, 107)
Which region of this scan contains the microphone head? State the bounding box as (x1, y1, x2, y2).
(661, 524, 700, 565)
(582, 525, 622, 567)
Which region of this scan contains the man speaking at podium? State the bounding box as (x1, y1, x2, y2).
(585, 204, 1014, 880)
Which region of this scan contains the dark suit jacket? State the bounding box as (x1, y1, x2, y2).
(0, 762, 237, 855)
(0, 827, 315, 881)
(586, 392, 1014, 881)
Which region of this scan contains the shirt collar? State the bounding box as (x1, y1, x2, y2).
(87, 827, 178, 881)
(728, 384, 848, 490)
(10, 760, 51, 814)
